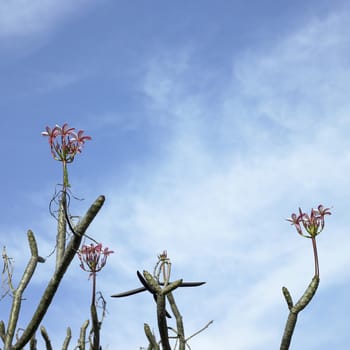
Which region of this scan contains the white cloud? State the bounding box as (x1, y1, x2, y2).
(0, 0, 93, 39)
(3, 7, 350, 350)
(230, 12, 350, 131)
(92, 9, 350, 349)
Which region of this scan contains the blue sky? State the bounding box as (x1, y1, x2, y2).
(1, 1, 350, 349)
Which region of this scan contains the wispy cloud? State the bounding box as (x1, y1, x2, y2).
(6, 6, 350, 350)
(230, 12, 350, 131)
(92, 9, 350, 349)
(0, 0, 93, 39)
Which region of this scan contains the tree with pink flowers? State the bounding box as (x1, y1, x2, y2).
(0, 123, 331, 350)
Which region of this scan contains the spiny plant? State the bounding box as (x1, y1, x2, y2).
(1, 123, 107, 349)
(112, 250, 212, 350)
(281, 205, 331, 349)
(0, 123, 332, 350)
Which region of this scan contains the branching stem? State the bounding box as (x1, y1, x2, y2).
(12, 196, 104, 350)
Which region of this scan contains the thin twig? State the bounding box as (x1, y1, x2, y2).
(185, 320, 213, 342)
(1, 246, 15, 299)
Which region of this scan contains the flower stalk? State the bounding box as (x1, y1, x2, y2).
(281, 204, 331, 349)
(42, 123, 91, 269)
(78, 243, 113, 350)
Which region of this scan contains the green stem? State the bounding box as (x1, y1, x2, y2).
(56, 160, 69, 270)
(13, 196, 105, 350)
(280, 312, 298, 350)
(156, 294, 171, 350)
(144, 323, 160, 350)
(90, 274, 100, 350)
(5, 231, 39, 349)
(311, 237, 319, 277)
(280, 276, 320, 350)
(56, 189, 67, 270)
(167, 292, 185, 350)
(62, 160, 70, 189)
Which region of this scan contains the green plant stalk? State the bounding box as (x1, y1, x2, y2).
(156, 293, 171, 350)
(56, 190, 67, 270)
(40, 326, 53, 350)
(12, 195, 105, 350)
(166, 292, 185, 350)
(280, 275, 319, 350)
(0, 321, 5, 343)
(4, 230, 39, 349)
(29, 335, 37, 350)
(144, 323, 160, 350)
(62, 327, 72, 350)
(90, 274, 100, 350)
(56, 160, 70, 270)
(78, 320, 89, 350)
(311, 237, 319, 277)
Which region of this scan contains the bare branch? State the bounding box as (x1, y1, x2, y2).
(0, 320, 5, 343)
(1, 246, 15, 299)
(5, 230, 40, 349)
(13, 195, 105, 350)
(77, 319, 89, 350)
(29, 334, 37, 350)
(56, 192, 67, 271)
(90, 303, 100, 350)
(185, 320, 213, 342)
(40, 326, 53, 350)
(280, 275, 319, 350)
(144, 323, 160, 350)
(62, 327, 72, 350)
(166, 292, 185, 350)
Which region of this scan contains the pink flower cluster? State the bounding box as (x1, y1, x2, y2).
(78, 243, 114, 277)
(287, 205, 331, 238)
(41, 123, 91, 162)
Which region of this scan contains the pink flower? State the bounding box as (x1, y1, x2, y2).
(77, 243, 114, 277)
(287, 205, 331, 238)
(41, 123, 91, 162)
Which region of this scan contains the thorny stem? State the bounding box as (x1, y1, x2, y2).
(12, 196, 105, 350)
(56, 188, 67, 271)
(0, 321, 5, 343)
(142, 271, 171, 350)
(40, 326, 53, 350)
(78, 320, 90, 350)
(156, 293, 171, 350)
(56, 159, 74, 270)
(62, 327, 72, 350)
(166, 292, 185, 350)
(280, 275, 320, 350)
(144, 323, 160, 350)
(4, 230, 40, 349)
(29, 335, 37, 350)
